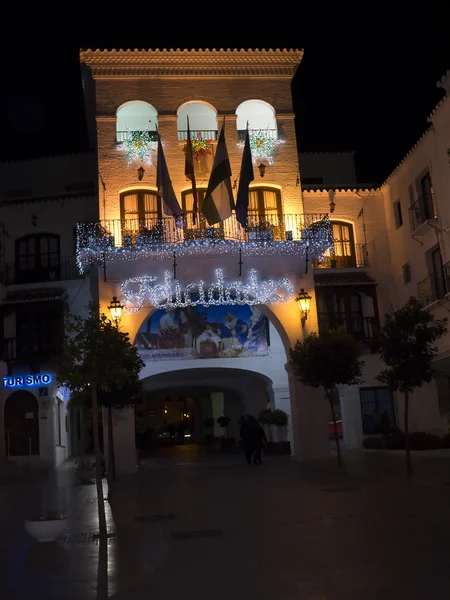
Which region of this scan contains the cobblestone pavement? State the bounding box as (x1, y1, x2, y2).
(1, 446, 450, 599)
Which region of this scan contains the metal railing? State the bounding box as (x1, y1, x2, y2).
(116, 130, 158, 143)
(177, 129, 218, 142)
(77, 213, 330, 249)
(237, 128, 277, 142)
(4, 256, 82, 285)
(5, 430, 32, 462)
(3, 337, 62, 362)
(409, 193, 436, 232)
(318, 315, 379, 342)
(312, 243, 369, 268)
(417, 265, 450, 306)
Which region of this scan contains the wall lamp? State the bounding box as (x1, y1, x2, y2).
(108, 296, 124, 326)
(258, 162, 266, 178)
(328, 190, 336, 213)
(296, 289, 312, 327)
(137, 165, 145, 181)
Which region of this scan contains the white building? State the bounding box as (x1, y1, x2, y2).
(0, 153, 98, 467)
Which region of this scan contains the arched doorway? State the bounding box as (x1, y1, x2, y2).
(4, 391, 39, 456)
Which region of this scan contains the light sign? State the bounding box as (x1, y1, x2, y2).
(2, 374, 53, 389)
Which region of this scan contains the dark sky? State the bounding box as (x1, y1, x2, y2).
(1, 7, 449, 185)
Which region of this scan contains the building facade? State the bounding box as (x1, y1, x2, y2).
(0, 153, 98, 466)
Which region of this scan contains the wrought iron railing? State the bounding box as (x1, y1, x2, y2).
(4, 256, 82, 285)
(177, 129, 218, 142)
(417, 265, 450, 305)
(77, 213, 330, 249)
(312, 243, 369, 268)
(318, 315, 379, 342)
(236, 128, 277, 142)
(116, 130, 158, 143)
(409, 193, 436, 232)
(3, 337, 62, 362)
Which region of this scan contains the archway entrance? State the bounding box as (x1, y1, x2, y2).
(4, 391, 39, 456)
(136, 368, 272, 457)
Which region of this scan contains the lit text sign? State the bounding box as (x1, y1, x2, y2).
(2, 374, 53, 389)
(121, 268, 294, 313)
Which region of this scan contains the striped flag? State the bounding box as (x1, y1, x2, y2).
(156, 134, 183, 227)
(202, 120, 235, 226)
(184, 116, 198, 224)
(235, 124, 254, 228)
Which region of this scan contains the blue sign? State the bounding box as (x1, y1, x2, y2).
(2, 374, 53, 389)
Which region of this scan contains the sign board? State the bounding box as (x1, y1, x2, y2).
(2, 373, 53, 389)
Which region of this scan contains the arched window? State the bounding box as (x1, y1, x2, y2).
(116, 101, 158, 142)
(314, 221, 356, 268)
(15, 233, 60, 284)
(120, 190, 163, 242)
(236, 100, 277, 142)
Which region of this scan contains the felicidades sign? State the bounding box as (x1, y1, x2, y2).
(121, 268, 294, 313)
(3, 373, 53, 389)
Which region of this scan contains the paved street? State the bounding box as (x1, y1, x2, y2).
(1, 446, 450, 599)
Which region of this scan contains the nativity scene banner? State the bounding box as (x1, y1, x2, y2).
(134, 304, 269, 361)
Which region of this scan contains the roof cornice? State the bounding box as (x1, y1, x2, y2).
(79, 48, 304, 78)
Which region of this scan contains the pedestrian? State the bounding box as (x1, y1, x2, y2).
(239, 415, 267, 466)
(249, 418, 267, 465)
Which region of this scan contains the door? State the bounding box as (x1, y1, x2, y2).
(4, 391, 40, 455)
(420, 172, 434, 220)
(431, 247, 446, 299)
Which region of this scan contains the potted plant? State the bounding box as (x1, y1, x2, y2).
(86, 222, 114, 249)
(258, 408, 291, 455)
(203, 416, 215, 445)
(24, 511, 68, 543)
(75, 457, 96, 484)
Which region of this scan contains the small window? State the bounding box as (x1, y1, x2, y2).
(402, 263, 411, 284)
(360, 387, 396, 435)
(393, 200, 403, 229)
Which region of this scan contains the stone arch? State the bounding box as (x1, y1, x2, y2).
(177, 101, 218, 135)
(235, 99, 277, 134)
(4, 391, 39, 455)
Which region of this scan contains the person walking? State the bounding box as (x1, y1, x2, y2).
(239, 415, 267, 465)
(249, 418, 267, 465)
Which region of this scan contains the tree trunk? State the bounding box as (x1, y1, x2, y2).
(107, 407, 116, 489)
(404, 390, 412, 475)
(327, 389, 342, 468)
(91, 386, 107, 539)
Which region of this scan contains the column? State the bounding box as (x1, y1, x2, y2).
(272, 386, 292, 446)
(286, 363, 330, 461)
(103, 407, 137, 477)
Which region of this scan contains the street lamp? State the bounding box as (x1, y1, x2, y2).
(137, 165, 145, 181)
(296, 289, 312, 327)
(108, 296, 123, 325)
(258, 162, 266, 178)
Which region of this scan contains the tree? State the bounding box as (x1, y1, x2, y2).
(376, 296, 447, 475)
(289, 328, 364, 467)
(55, 303, 144, 539)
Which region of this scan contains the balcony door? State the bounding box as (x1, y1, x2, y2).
(247, 187, 283, 239)
(15, 234, 60, 284)
(120, 190, 162, 239)
(181, 189, 224, 239)
(431, 247, 446, 299)
(420, 172, 434, 220)
(317, 290, 364, 337)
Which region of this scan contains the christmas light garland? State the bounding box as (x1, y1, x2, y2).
(238, 127, 285, 164)
(121, 268, 294, 313)
(76, 218, 333, 273)
(117, 128, 157, 164)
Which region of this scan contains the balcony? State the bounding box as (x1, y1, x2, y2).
(417, 265, 450, 306)
(4, 256, 82, 285)
(76, 213, 332, 270)
(318, 315, 379, 344)
(116, 130, 158, 143)
(409, 193, 436, 233)
(236, 128, 277, 142)
(177, 129, 218, 142)
(312, 243, 369, 269)
(3, 337, 62, 363)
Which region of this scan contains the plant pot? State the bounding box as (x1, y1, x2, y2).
(24, 517, 68, 543)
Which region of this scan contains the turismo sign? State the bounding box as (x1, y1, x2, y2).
(2, 374, 53, 389)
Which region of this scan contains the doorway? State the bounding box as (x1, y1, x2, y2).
(4, 391, 39, 456)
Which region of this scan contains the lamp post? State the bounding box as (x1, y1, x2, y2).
(108, 296, 123, 326)
(296, 289, 312, 327)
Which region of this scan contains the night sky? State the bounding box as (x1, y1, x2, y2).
(1, 7, 449, 185)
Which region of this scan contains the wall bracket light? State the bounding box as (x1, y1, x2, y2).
(296, 288, 312, 327)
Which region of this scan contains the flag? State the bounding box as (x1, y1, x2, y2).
(202, 120, 235, 226)
(235, 124, 254, 228)
(156, 134, 183, 227)
(185, 116, 199, 225)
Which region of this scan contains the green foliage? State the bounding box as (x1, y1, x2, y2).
(376, 296, 447, 393)
(289, 328, 364, 392)
(258, 408, 288, 426)
(55, 302, 145, 408)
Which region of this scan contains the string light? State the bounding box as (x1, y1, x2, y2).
(76, 218, 333, 273)
(237, 127, 285, 164)
(121, 268, 295, 313)
(117, 127, 157, 164)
